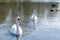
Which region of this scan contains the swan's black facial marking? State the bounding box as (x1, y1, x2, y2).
(17, 18, 21, 23)
(18, 18, 20, 21)
(17, 16, 21, 23)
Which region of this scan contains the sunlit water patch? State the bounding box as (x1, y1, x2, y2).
(40, 12, 60, 29)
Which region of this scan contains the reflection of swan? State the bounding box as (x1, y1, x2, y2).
(10, 16, 22, 36)
(29, 9, 38, 29)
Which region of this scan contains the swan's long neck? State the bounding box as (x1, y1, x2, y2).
(16, 18, 20, 31)
(16, 19, 20, 34)
(16, 20, 20, 27)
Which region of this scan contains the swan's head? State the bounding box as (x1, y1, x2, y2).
(16, 16, 21, 23)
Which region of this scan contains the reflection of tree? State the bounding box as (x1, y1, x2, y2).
(23, 2, 32, 19)
(0, 3, 10, 24)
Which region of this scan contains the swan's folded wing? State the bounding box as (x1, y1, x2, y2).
(10, 24, 17, 34)
(19, 26, 23, 36)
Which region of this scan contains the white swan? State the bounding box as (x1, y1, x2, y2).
(29, 9, 38, 29)
(30, 13, 38, 23)
(10, 16, 22, 36)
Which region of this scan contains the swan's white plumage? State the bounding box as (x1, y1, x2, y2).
(29, 9, 38, 29)
(30, 13, 38, 23)
(30, 9, 38, 24)
(10, 24, 22, 35)
(10, 16, 22, 36)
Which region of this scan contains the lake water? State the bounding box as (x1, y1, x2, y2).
(0, 2, 60, 40)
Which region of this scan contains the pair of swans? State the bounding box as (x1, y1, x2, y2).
(10, 9, 38, 36)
